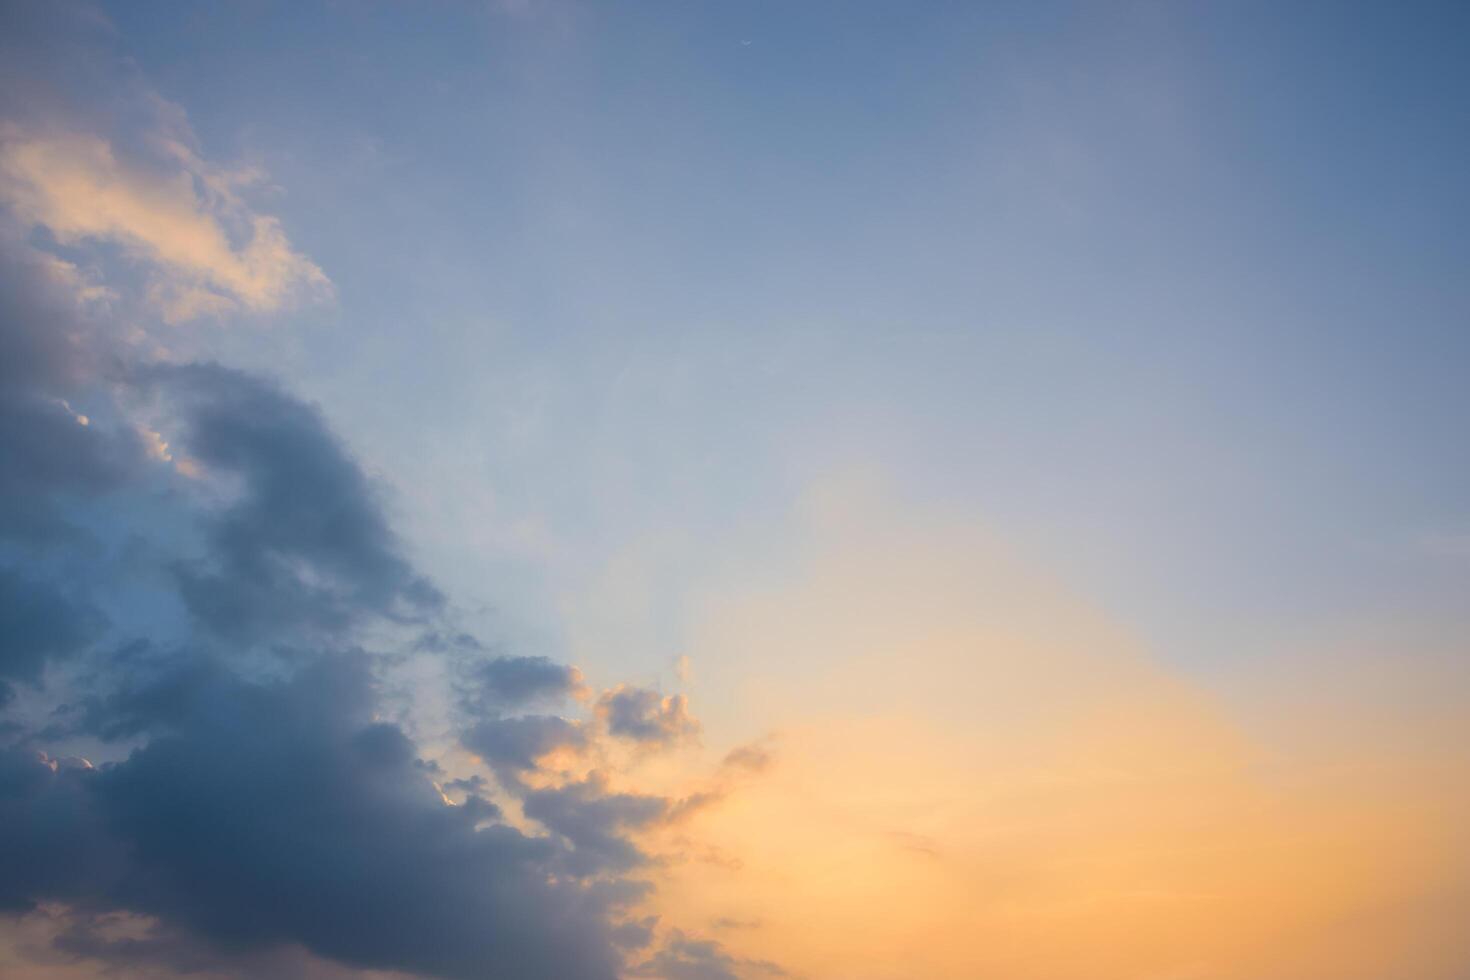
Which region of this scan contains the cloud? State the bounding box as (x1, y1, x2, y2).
(0, 253, 695, 977)
(629, 930, 788, 980)
(520, 772, 677, 877)
(0, 9, 771, 977)
(0, 1, 329, 331)
(0, 294, 704, 975)
(0, 388, 143, 546)
(45, 646, 229, 744)
(718, 742, 772, 775)
(0, 234, 146, 548)
(0, 233, 739, 977)
(0, 655, 627, 979)
(596, 685, 700, 747)
(0, 570, 105, 691)
(154, 363, 442, 642)
(710, 918, 762, 931)
(0, 234, 98, 392)
(39, 908, 421, 980)
(610, 915, 659, 952)
(0, 223, 141, 707)
(462, 654, 587, 714)
(461, 713, 589, 781)
(0, 127, 330, 323)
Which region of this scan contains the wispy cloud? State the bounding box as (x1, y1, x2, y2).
(0, 125, 330, 323)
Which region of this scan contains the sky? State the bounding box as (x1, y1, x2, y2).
(0, 1, 1467, 978)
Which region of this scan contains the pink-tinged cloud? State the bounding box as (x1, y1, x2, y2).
(0, 126, 330, 323)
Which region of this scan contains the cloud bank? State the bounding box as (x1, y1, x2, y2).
(0, 6, 769, 978)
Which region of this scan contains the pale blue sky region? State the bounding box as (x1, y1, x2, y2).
(98, 0, 1470, 683)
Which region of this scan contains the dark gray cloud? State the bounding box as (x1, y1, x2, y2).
(521, 774, 673, 877)
(46, 912, 400, 980)
(0, 324, 695, 976)
(0, 238, 126, 685)
(0, 389, 143, 547)
(0, 236, 145, 548)
(630, 931, 789, 980)
(46, 645, 236, 743)
(463, 654, 583, 713)
(0, 568, 106, 686)
(0, 233, 95, 393)
(610, 915, 659, 952)
(156, 364, 442, 642)
(463, 721, 722, 879)
(0, 305, 702, 979)
(0, 655, 626, 979)
(462, 714, 589, 781)
(0, 329, 662, 976)
(0, 45, 749, 966)
(596, 685, 701, 747)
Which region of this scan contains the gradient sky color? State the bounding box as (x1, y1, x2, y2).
(1, 2, 1468, 979)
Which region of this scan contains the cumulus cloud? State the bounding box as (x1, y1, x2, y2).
(462, 654, 587, 714)
(0, 657, 626, 980)
(521, 772, 684, 877)
(0, 8, 784, 979)
(596, 685, 701, 747)
(149, 363, 442, 642)
(462, 714, 589, 782)
(0, 227, 759, 979)
(0, 290, 732, 977)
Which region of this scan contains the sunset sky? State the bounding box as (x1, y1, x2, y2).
(1, 2, 1468, 978)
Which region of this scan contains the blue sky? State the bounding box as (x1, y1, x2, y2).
(102, 0, 1470, 677)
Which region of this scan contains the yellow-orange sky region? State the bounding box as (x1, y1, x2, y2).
(640, 491, 1470, 979)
